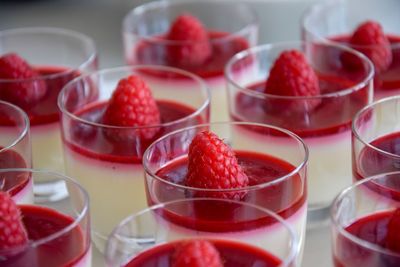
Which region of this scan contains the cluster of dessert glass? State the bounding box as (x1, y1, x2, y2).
(0, 0, 399, 266)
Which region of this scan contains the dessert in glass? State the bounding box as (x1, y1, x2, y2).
(302, 0, 400, 100)
(122, 0, 258, 122)
(59, 65, 210, 252)
(0, 169, 91, 267)
(106, 198, 299, 267)
(331, 171, 400, 267)
(0, 100, 32, 204)
(225, 42, 373, 222)
(352, 96, 400, 181)
(143, 121, 307, 259)
(0, 27, 97, 203)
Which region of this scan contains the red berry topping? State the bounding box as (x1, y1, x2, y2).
(349, 20, 392, 72)
(186, 131, 249, 200)
(167, 14, 211, 67)
(264, 50, 320, 112)
(102, 75, 161, 140)
(0, 53, 47, 108)
(386, 208, 400, 253)
(0, 191, 28, 252)
(172, 240, 223, 267)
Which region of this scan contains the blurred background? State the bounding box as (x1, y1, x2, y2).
(0, 0, 319, 68)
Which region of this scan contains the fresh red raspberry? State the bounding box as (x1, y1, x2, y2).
(102, 75, 161, 140)
(171, 240, 223, 267)
(349, 20, 392, 73)
(186, 131, 249, 200)
(167, 14, 211, 67)
(264, 50, 321, 112)
(0, 192, 28, 252)
(0, 53, 47, 108)
(386, 208, 400, 253)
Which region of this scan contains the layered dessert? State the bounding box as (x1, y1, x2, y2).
(121, 239, 286, 267)
(329, 20, 400, 100)
(334, 208, 400, 267)
(0, 149, 33, 204)
(0, 53, 79, 172)
(126, 13, 251, 122)
(146, 130, 306, 255)
(230, 49, 371, 209)
(0, 191, 91, 267)
(61, 74, 207, 250)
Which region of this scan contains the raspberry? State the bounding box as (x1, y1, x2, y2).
(349, 21, 392, 73)
(264, 50, 321, 112)
(0, 53, 47, 108)
(171, 240, 223, 267)
(102, 75, 160, 140)
(167, 14, 211, 67)
(186, 131, 249, 200)
(386, 208, 400, 253)
(0, 192, 28, 252)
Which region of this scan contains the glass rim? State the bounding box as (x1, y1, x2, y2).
(0, 100, 30, 155)
(225, 40, 374, 100)
(58, 64, 211, 130)
(331, 170, 400, 258)
(0, 168, 89, 251)
(122, 0, 258, 45)
(143, 121, 308, 193)
(301, 0, 400, 50)
(107, 197, 299, 267)
(352, 95, 400, 160)
(0, 27, 97, 83)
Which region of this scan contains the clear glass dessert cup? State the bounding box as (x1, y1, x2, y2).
(58, 65, 210, 253)
(143, 121, 308, 262)
(0, 27, 97, 202)
(331, 171, 400, 267)
(352, 96, 400, 181)
(122, 0, 258, 122)
(302, 0, 400, 100)
(106, 198, 299, 267)
(225, 41, 374, 224)
(0, 169, 91, 267)
(0, 100, 32, 203)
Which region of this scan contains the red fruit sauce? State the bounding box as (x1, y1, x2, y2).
(64, 100, 202, 164)
(1, 66, 79, 126)
(0, 148, 29, 197)
(355, 132, 400, 179)
(233, 74, 368, 138)
(151, 151, 306, 231)
(334, 210, 400, 267)
(0, 205, 88, 267)
(133, 31, 249, 79)
(330, 35, 400, 94)
(123, 239, 282, 267)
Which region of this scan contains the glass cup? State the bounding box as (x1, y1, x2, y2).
(0, 169, 91, 267)
(352, 96, 400, 182)
(0, 27, 97, 173)
(143, 121, 308, 260)
(0, 100, 32, 203)
(225, 41, 374, 223)
(106, 198, 299, 267)
(302, 0, 400, 100)
(58, 65, 210, 252)
(331, 171, 400, 266)
(123, 0, 258, 122)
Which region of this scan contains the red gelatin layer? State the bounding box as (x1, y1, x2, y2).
(0, 205, 88, 267)
(124, 239, 282, 267)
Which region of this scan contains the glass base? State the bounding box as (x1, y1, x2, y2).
(306, 203, 331, 228)
(34, 180, 68, 203)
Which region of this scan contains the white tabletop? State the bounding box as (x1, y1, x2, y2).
(0, 1, 331, 266)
